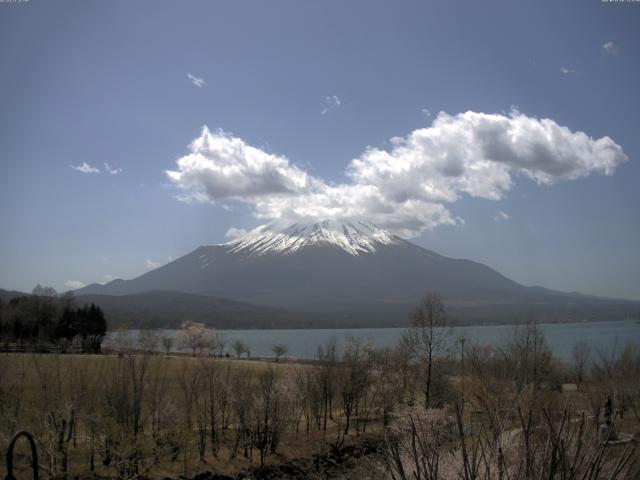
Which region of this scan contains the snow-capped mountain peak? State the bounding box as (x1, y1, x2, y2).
(223, 220, 405, 256)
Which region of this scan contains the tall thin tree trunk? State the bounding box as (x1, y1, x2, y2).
(425, 351, 433, 408)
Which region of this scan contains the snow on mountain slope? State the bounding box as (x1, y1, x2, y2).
(223, 220, 407, 256)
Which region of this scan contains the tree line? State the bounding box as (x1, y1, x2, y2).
(0, 285, 107, 353)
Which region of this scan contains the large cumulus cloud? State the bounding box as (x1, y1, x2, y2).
(166, 127, 311, 202)
(166, 110, 627, 238)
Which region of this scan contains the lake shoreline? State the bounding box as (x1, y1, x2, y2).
(115, 319, 640, 361)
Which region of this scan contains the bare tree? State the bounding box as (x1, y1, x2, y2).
(101, 348, 154, 478)
(253, 367, 292, 467)
(175, 359, 201, 474)
(160, 332, 174, 356)
(391, 336, 418, 405)
(229, 373, 254, 460)
(231, 339, 248, 359)
(271, 343, 288, 362)
(501, 320, 553, 393)
(32, 355, 76, 480)
(317, 337, 338, 431)
(383, 407, 452, 480)
(138, 330, 160, 354)
(571, 341, 591, 387)
(337, 337, 373, 435)
(403, 292, 451, 407)
(293, 365, 323, 432)
(604, 340, 640, 421)
(215, 332, 227, 357)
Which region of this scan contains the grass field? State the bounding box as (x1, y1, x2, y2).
(2, 332, 640, 480)
(0, 352, 385, 479)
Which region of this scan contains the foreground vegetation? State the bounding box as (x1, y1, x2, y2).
(1, 293, 640, 479)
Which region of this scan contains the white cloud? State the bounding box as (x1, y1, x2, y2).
(166, 110, 626, 238)
(166, 126, 311, 202)
(421, 109, 432, 118)
(145, 259, 160, 269)
(187, 72, 206, 88)
(560, 67, 578, 75)
(104, 162, 123, 175)
(321, 95, 341, 115)
(225, 227, 248, 240)
(70, 162, 100, 174)
(494, 211, 510, 222)
(102, 274, 115, 282)
(64, 280, 85, 289)
(602, 41, 620, 57)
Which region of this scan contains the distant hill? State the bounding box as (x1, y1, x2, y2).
(0, 288, 27, 302)
(75, 290, 332, 329)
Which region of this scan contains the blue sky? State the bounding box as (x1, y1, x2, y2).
(1, 0, 639, 300)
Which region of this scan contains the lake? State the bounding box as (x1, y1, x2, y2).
(124, 319, 640, 360)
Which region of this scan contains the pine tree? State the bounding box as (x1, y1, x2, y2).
(86, 304, 107, 353)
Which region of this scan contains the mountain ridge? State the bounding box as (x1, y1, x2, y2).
(73, 219, 640, 325)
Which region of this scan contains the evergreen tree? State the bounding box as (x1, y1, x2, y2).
(2, 289, 108, 353)
(85, 304, 107, 353)
(55, 307, 78, 341)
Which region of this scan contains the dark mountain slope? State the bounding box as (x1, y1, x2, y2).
(75, 290, 329, 329)
(75, 220, 640, 324)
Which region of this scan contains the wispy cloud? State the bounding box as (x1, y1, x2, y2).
(187, 72, 206, 88)
(104, 162, 123, 175)
(225, 227, 248, 240)
(421, 108, 432, 118)
(70, 162, 100, 174)
(167, 111, 626, 238)
(321, 95, 341, 115)
(602, 41, 620, 57)
(560, 67, 578, 75)
(494, 211, 510, 222)
(64, 280, 85, 289)
(145, 259, 160, 270)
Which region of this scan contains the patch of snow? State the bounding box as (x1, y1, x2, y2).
(222, 219, 406, 256)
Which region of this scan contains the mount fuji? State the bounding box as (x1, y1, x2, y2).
(75, 220, 639, 326)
